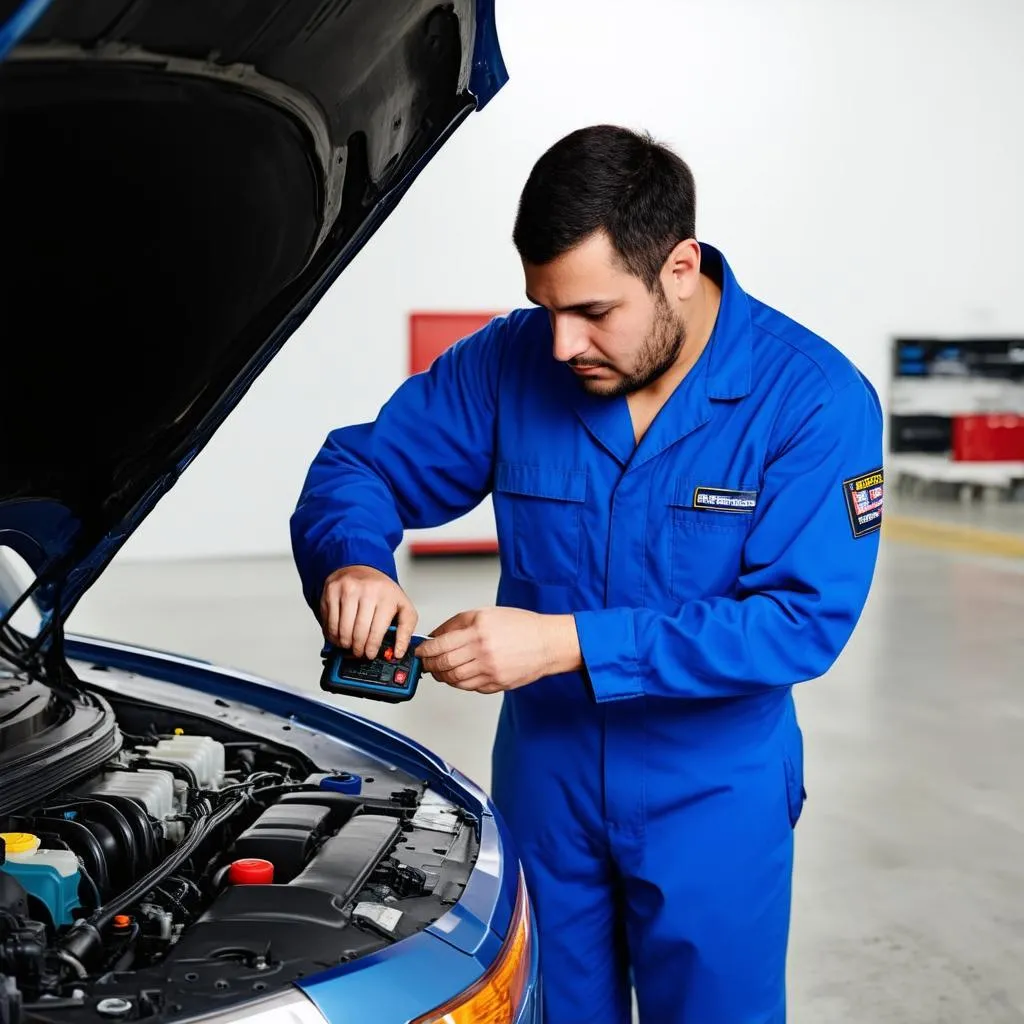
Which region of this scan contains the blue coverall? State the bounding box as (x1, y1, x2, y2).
(291, 244, 883, 1023)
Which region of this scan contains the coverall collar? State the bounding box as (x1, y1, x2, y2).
(699, 242, 753, 402)
(568, 242, 754, 467)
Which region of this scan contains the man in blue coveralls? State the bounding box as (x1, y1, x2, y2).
(291, 125, 883, 1023)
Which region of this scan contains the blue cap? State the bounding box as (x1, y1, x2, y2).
(320, 773, 362, 795)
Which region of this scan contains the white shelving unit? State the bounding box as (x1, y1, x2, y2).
(888, 337, 1024, 502)
(890, 453, 1024, 502)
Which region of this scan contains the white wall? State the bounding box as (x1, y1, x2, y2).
(120, 0, 1024, 561)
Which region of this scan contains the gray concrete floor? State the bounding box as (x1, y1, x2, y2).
(69, 531, 1024, 1023)
(889, 492, 1024, 536)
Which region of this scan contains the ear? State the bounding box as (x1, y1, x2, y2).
(659, 239, 701, 303)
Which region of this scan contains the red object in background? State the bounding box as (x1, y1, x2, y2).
(408, 311, 503, 374)
(407, 312, 504, 557)
(952, 414, 1024, 461)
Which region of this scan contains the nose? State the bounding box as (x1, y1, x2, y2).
(551, 314, 590, 363)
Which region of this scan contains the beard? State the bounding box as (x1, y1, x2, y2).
(571, 287, 686, 397)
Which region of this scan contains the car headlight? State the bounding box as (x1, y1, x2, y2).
(191, 988, 327, 1023)
(412, 872, 533, 1024)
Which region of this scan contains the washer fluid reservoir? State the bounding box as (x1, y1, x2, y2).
(0, 832, 81, 927)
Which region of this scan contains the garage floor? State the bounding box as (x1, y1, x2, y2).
(70, 516, 1024, 1024)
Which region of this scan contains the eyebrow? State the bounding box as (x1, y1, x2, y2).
(525, 293, 617, 315)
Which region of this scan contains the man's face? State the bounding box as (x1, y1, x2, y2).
(523, 231, 687, 397)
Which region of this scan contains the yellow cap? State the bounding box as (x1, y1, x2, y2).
(1, 832, 40, 855)
(174, 728, 184, 735)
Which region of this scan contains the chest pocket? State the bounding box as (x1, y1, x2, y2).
(668, 477, 756, 601)
(494, 462, 586, 587)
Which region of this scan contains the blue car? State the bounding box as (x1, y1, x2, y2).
(0, 2, 540, 1022)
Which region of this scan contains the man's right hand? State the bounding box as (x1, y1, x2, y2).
(320, 565, 419, 660)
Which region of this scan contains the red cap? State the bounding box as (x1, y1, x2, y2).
(228, 858, 274, 885)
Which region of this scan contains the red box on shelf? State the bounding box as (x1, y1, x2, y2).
(407, 312, 504, 557)
(951, 414, 1024, 462)
(408, 311, 502, 375)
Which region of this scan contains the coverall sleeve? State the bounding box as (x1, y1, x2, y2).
(289, 316, 507, 609)
(574, 375, 884, 701)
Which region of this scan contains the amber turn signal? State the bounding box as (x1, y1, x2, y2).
(412, 871, 533, 1024)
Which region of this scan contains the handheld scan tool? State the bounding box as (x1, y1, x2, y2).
(320, 625, 426, 703)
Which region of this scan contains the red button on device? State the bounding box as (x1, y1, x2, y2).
(383, 648, 394, 662)
(394, 670, 407, 684)
(228, 858, 274, 885)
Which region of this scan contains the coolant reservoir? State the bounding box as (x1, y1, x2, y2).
(139, 734, 226, 789)
(0, 832, 81, 926)
(89, 768, 176, 820)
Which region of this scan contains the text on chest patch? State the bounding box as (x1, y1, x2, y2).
(692, 486, 758, 513)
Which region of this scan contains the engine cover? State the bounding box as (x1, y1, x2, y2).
(166, 814, 402, 964)
(231, 803, 332, 882)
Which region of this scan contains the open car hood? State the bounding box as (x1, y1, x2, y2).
(0, 0, 506, 640)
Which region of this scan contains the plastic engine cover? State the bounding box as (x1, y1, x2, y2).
(166, 814, 403, 965)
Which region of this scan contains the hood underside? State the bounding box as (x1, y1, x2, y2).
(0, 0, 506, 630)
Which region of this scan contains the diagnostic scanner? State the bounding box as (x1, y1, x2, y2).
(320, 625, 426, 703)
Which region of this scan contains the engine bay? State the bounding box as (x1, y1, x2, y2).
(0, 686, 478, 1023)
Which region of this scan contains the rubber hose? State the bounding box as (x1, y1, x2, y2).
(83, 794, 246, 937)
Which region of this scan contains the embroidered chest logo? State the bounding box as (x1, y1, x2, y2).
(692, 487, 758, 513)
(843, 469, 884, 538)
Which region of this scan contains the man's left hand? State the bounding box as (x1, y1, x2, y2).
(416, 607, 581, 695)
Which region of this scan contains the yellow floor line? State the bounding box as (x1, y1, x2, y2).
(884, 514, 1024, 559)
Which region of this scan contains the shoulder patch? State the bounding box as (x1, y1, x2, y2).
(843, 468, 884, 538)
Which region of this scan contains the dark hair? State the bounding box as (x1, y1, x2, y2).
(512, 125, 697, 289)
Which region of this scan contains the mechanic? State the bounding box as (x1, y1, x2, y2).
(291, 124, 883, 1024)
